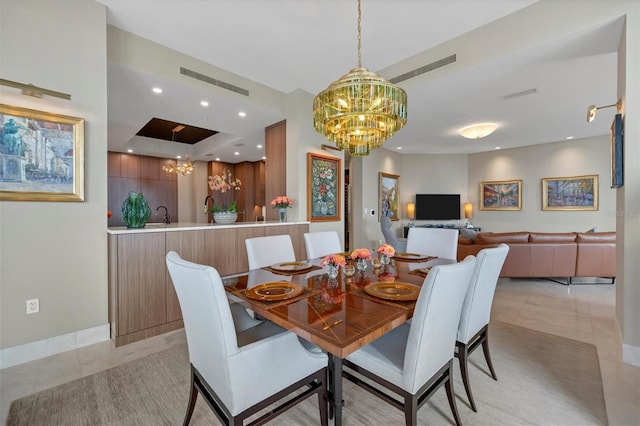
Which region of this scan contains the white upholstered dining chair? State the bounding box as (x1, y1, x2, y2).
(381, 215, 407, 252)
(165, 251, 328, 426)
(456, 243, 509, 412)
(406, 227, 459, 259)
(304, 231, 342, 259)
(343, 256, 477, 426)
(245, 234, 295, 270)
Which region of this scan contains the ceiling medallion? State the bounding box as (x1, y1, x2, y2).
(312, 0, 407, 157)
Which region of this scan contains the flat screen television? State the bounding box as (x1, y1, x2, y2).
(415, 194, 461, 220)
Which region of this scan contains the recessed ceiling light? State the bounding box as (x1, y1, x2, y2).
(458, 123, 498, 139)
(234, 152, 240, 156)
(238, 111, 246, 118)
(152, 87, 162, 94)
(176, 155, 182, 159)
(215, 157, 220, 161)
(494, 146, 501, 150)
(200, 101, 209, 107)
(257, 144, 263, 149)
(566, 136, 574, 140)
(127, 149, 133, 153)
(262, 156, 266, 160)
(396, 147, 402, 150)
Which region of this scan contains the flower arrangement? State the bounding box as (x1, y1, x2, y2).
(350, 248, 372, 261)
(376, 244, 395, 258)
(321, 254, 347, 268)
(207, 168, 241, 212)
(271, 196, 293, 209)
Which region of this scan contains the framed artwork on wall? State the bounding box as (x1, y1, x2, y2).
(542, 175, 598, 211)
(379, 172, 399, 221)
(479, 179, 522, 211)
(307, 152, 341, 222)
(0, 104, 84, 201)
(611, 113, 624, 188)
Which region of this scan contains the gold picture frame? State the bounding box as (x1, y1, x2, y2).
(307, 152, 341, 222)
(542, 175, 598, 211)
(0, 104, 84, 201)
(379, 172, 400, 221)
(479, 179, 522, 211)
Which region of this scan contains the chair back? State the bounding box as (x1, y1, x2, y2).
(165, 251, 239, 406)
(245, 234, 295, 269)
(381, 216, 407, 252)
(406, 227, 458, 259)
(457, 243, 509, 343)
(304, 231, 342, 259)
(403, 256, 476, 393)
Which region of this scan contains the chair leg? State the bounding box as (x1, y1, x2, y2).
(481, 331, 498, 381)
(456, 341, 477, 412)
(318, 378, 328, 426)
(404, 394, 417, 426)
(444, 361, 462, 426)
(183, 366, 199, 426)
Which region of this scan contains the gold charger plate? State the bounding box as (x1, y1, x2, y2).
(246, 282, 304, 301)
(364, 281, 421, 301)
(394, 252, 432, 261)
(270, 261, 313, 272)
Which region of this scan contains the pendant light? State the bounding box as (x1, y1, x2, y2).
(162, 124, 196, 176)
(313, 0, 407, 156)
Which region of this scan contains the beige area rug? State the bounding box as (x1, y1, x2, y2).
(7, 322, 606, 425)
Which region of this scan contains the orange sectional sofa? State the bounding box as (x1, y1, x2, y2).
(457, 231, 616, 283)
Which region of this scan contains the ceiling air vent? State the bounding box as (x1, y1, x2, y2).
(390, 54, 457, 84)
(180, 67, 249, 97)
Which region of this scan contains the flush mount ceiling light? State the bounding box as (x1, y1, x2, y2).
(458, 123, 498, 139)
(312, 0, 407, 157)
(162, 124, 196, 176)
(586, 99, 621, 123)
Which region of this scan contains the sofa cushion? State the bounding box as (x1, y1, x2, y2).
(576, 232, 616, 243)
(476, 232, 530, 244)
(459, 228, 479, 240)
(529, 232, 577, 243)
(458, 236, 475, 245)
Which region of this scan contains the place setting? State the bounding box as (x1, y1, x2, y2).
(393, 252, 437, 262)
(262, 261, 321, 276)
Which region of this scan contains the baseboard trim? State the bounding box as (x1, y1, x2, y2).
(623, 343, 640, 367)
(0, 324, 110, 369)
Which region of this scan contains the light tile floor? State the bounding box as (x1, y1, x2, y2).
(1, 278, 639, 425)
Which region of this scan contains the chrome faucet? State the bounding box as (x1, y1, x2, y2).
(156, 205, 170, 224)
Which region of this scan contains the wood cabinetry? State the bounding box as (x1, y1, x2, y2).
(108, 222, 309, 346)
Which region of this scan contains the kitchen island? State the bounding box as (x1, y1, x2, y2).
(107, 221, 309, 346)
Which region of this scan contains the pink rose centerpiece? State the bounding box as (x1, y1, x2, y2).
(376, 243, 395, 265)
(321, 254, 346, 279)
(271, 196, 293, 222)
(350, 248, 372, 272)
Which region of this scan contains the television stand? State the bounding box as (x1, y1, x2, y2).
(404, 225, 481, 238)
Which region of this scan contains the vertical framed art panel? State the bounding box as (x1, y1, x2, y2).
(542, 175, 598, 211)
(307, 152, 341, 222)
(479, 180, 522, 211)
(379, 172, 399, 220)
(611, 113, 623, 188)
(0, 104, 84, 201)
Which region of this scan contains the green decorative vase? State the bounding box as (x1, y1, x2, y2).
(121, 191, 151, 228)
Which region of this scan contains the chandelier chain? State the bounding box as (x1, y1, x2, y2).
(357, 0, 362, 68)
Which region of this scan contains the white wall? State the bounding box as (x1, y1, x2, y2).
(0, 0, 108, 349)
(468, 136, 616, 233)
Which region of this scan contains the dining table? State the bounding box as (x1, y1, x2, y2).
(222, 252, 456, 426)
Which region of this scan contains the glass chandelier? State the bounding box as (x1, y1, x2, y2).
(313, 0, 407, 156)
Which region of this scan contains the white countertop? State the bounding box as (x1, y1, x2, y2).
(107, 220, 310, 234)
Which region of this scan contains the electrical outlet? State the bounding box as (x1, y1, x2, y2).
(26, 298, 39, 314)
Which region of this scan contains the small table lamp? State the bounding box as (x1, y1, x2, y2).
(406, 202, 415, 227)
(464, 202, 474, 228)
